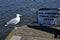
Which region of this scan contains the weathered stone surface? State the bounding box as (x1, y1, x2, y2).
(3, 25, 60, 40)
(10, 36, 22, 40)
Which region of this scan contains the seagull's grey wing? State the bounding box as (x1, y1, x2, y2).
(7, 18, 18, 25)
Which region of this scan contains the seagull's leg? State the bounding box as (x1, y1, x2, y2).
(14, 27, 18, 30)
(14, 25, 18, 30)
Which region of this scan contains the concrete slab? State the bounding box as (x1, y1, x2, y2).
(10, 36, 22, 40)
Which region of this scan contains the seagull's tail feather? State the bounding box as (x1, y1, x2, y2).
(5, 22, 9, 26)
(5, 24, 8, 26)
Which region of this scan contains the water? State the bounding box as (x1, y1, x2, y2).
(0, 0, 60, 25)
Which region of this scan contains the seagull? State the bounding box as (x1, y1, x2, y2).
(5, 14, 22, 29)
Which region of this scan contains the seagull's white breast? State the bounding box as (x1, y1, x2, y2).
(16, 17, 20, 23)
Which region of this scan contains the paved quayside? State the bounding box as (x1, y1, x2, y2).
(5, 25, 60, 40)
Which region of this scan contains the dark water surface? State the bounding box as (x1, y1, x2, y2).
(0, 0, 60, 25)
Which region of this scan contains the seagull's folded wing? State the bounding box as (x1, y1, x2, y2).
(7, 18, 19, 25)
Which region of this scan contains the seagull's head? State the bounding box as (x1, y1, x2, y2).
(16, 14, 22, 17)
